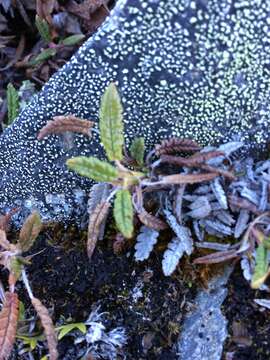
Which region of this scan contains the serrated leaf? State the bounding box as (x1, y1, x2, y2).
(0, 292, 19, 360)
(163, 209, 193, 255)
(31, 297, 58, 360)
(87, 201, 110, 259)
(113, 190, 134, 238)
(62, 34, 85, 46)
(135, 226, 159, 261)
(130, 137, 145, 166)
(251, 243, 270, 289)
(162, 237, 185, 276)
(38, 115, 94, 140)
(7, 83, 19, 125)
(19, 211, 42, 252)
(30, 48, 57, 66)
(67, 156, 119, 182)
(35, 16, 51, 43)
(99, 83, 124, 161)
(57, 323, 86, 340)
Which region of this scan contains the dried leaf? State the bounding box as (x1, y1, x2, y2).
(31, 297, 58, 360)
(113, 190, 134, 238)
(251, 243, 269, 289)
(0, 292, 19, 360)
(7, 83, 19, 125)
(254, 299, 270, 310)
(163, 209, 193, 255)
(187, 196, 211, 219)
(18, 211, 42, 252)
(130, 137, 145, 167)
(134, 226, 159, 261)
(138, 209, 168, 231)
(87, 201, 110, 259)
(99, 83, 124, 161)
(155, 138, 201, 156)
(62, 34, 85, 46)
(211, 178, 228, 209)
(162, 237, 185, 276)
(161, 172, 217, 185)
(0, 229, 12, 251)
(38, 115, 94, 140)
(193, 249, 238, 264)
(234, 210, 250, 238)
(87, 183, 111, 214)
(67, 156, 119, 182)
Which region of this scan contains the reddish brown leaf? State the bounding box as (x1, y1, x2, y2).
(193, 249, 238, 264)
(0, 209, 18, 232)
(0, 292, 19, 360)
(0, 230, 12, 251)
(87, 201, 110, 259)
(18, 211, 42, 252)
(36, 0, 57, 24)
(38, 115, 94, 140)
(160, 151, 224, 167)
(155, 138, 201, 156)
(228, 195, 260, 215)
(138, 209, 168, 231)
(31, 297, 58, 360)
(161, 172, 217, 185)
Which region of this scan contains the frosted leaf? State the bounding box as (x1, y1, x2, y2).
(234, 209, 250, 238)
(240, 187, 259, 205)
(218, 141, 244, 156)
(163, 209, 193, 254)
(88, 183, 111, 214)
(254, 299, 270, 309)
(240, 256, 253, 281)
(134, 226, 159, 261)
(162, 237, 185, 276)
(194, 185, 210, 195)
(259, 180, 268, 211)
(204, 219, 232, 236)
(187, 196, 211, 219)
(211, 178, 228, 209)
(193, 220, 205, 242)
(215, 210, 235, 226)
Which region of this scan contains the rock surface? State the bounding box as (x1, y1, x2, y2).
(1, 0, 270, 222)
(178, 267, 232, 360)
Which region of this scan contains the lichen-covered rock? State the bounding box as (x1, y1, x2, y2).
(1, 0, 270, 223)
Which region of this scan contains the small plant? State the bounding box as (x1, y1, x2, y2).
(0, 212, 58, 360)
(30, 16, 85, 67)
(38, 83, 270, 288)
(64, 83, 217, 267)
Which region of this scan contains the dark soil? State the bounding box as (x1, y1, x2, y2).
(11, 224, 196, 359)
(223, 265, 270, 360)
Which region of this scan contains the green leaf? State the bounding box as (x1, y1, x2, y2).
(7, 83, 19, 125)
(130, 137, 145, 166)
(56, 323, 86, 340)
(67, 156, 119, 182)
(19, 301, 25, 321)
(19, 211, 42, 252)
(99, 83, 124, 161)
(113, 189, 134, 238)
(251, 243, 270, 289)
(10, 257, 23, 281)
(35, 16, 51, 43)
(62, 34, 85, 46)
(30, 48, 57, 66)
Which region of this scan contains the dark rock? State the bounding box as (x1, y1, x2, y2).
(1, 0, 270, 223)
